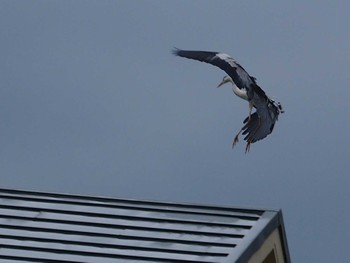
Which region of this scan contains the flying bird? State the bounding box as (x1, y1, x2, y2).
(173, 48, 284, 152)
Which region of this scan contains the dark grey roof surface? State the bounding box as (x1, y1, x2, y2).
(0, 188, 290, 263)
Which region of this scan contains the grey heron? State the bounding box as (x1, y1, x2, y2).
(173, 48, 284, 152)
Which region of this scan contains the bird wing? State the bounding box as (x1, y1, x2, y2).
(241, 100, 280, 143)
(173, 49, 266, 99)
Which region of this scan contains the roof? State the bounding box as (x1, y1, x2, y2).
(0, 188, 290, 263)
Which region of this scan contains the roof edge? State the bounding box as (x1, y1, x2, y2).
(223, 210, 291, 263)
(0, 187, 277, 215)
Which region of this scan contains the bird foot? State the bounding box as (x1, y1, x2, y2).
(232, 135, 239, 148)
(245, 142, 251, 153)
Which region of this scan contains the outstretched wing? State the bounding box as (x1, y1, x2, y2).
(241, 101, 280, 143)
(173, 48, 266, 99)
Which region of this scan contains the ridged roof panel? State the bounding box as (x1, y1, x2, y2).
(0, 188, 287, 263)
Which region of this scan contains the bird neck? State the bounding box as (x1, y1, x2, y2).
(232, 86, 248, 101)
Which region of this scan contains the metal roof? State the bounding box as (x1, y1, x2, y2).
(0, 188, 290, 263)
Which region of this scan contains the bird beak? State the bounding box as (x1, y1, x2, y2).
(217, 80, 225, 88)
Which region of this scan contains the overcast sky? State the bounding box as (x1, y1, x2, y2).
(1, 1, 349, 262)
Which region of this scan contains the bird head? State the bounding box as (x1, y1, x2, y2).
(217, 75, 232, 88)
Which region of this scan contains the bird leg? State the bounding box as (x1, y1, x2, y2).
(251, 117, 261, 138)
(245, 142, 251, 153)
(247, 102, 253, 123)
(232, 103, 255, 150)
(232, 127, 243, 148)
(244, 116, 262, 153)
(233, 104, 254, 149)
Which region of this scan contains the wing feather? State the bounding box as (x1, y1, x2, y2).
(242, 101, 280, 143)
(173, 49, 265, 98)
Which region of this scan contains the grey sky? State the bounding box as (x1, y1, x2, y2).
(1, 1, 349, 262)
